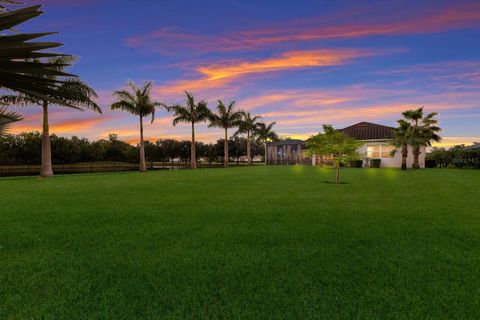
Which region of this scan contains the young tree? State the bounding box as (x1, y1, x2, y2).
(235, 111, 262, 165)
(254, 122, 278, 165)
(306, 125, 362, 184)
(111, 81, 162, 172)
(165, 91, 211, 169)
(1, 57, 101, 177)
(209, 100, 242, 167)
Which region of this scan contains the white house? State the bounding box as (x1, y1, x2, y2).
(336, 122, 425, 168)
(266, 122, 426, 168)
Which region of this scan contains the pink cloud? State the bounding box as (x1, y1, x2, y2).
(126, 3, 480, 54)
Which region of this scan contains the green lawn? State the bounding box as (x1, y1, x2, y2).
(1, 167, 479, 319)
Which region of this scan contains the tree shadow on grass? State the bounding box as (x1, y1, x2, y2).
(322, 181, 349, 184)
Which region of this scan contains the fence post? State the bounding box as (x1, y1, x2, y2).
(90, 161, 93, 175)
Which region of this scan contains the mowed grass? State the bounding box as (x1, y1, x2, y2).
(1, 167, 479, 319)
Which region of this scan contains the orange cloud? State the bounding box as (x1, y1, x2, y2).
(156, 49, 373, 98)
(11, 117, 106, 135)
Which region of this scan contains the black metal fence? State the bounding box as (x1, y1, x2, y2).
(0, 161, 265, 179)
(0, 162, 141, 179)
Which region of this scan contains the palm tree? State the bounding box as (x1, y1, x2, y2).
(392, 119, 412, 171)
(0, 106, 22, 136)
(1, 2, 77, 99)
(209, 100, 243, 167)
(1, 57, 100, 178)
(235, 112, 262, 165)
(165, 92, 211, 169)
(111, 81, 162, 172)
(401, 107, 441, 169)
(254, 122, 278, 165)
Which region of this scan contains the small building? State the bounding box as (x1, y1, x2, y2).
(266, 139, 307, 165)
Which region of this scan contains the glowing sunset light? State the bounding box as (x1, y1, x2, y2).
(4, 0, 479, 148)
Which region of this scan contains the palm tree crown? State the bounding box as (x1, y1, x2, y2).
(111, 81, 159, 123)
(0, 2, 77, 100)
(209, 100, 243, 167)
(0, 106, 22, 136)
(167, 91, 211, 126)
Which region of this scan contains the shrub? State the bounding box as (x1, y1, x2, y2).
(425, 159, 436, 168)
(370, 159, 381, 168)
(350, 160, 363, 168)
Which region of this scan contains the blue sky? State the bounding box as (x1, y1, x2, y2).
(12, 0, 480, 146)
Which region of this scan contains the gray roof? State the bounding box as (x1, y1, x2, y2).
(268, 139, 304, 146)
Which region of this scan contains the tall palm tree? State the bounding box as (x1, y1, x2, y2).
(1, 57, 100, 178)
(401, 107, 441, 169)
(209, 100, 243, 167)
(111, 81, 162, 172)
(165, 91, 211, 169)
(0, 106, 22, 136)
(392, 119, 412, 170)
(254, 122, 278, 165)
(235, 111, 262, 165)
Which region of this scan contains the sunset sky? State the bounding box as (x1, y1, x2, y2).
(11, 0, 480, 147)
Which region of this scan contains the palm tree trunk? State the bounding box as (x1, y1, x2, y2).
(139, 116, 146, 172)
(412, 146, 420, 169)
(335, 162, 340, 184)
(224, 128, 228, 168)
(401, 145, 408, 170)
(247, 131, 251, 165)
(40, 100, 53, 178)
(191, 122, 196, 169)
(264, 141, 268, 165)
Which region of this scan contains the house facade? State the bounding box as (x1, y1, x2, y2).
(266, 122, 426, 168)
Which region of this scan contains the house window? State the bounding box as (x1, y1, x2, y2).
(367, 144, 394, 158)
(381, 145, 395, 158)
(367, 145, 380, 158)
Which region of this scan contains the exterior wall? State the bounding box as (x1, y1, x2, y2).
(358, 140, 425, 168)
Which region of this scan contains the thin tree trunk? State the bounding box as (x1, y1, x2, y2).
(264, 141, 268, 165)
(401, 144, 408, 170)
(40, 100, 53, 178)
(139, 116, 146, 172)
(224, 128, 228, 168)
(335, 162, 340, 184)
(247, 131, 251, 165)
(412, 146, 420, 169)
(191, 122, 196, 169)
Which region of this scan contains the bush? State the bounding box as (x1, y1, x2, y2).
(425, 159, 436, 168)
(370, 159, 381, 168)
(350, 160, 363, 168)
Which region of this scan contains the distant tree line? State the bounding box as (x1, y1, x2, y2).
(426, 144, 480, 169)
(0, 132, 265, 165)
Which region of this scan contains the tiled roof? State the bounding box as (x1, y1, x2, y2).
(339, 122, 395, 140)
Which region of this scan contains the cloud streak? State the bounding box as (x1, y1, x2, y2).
(126, 2, 480, 54)
(155, 49, 376, 99)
